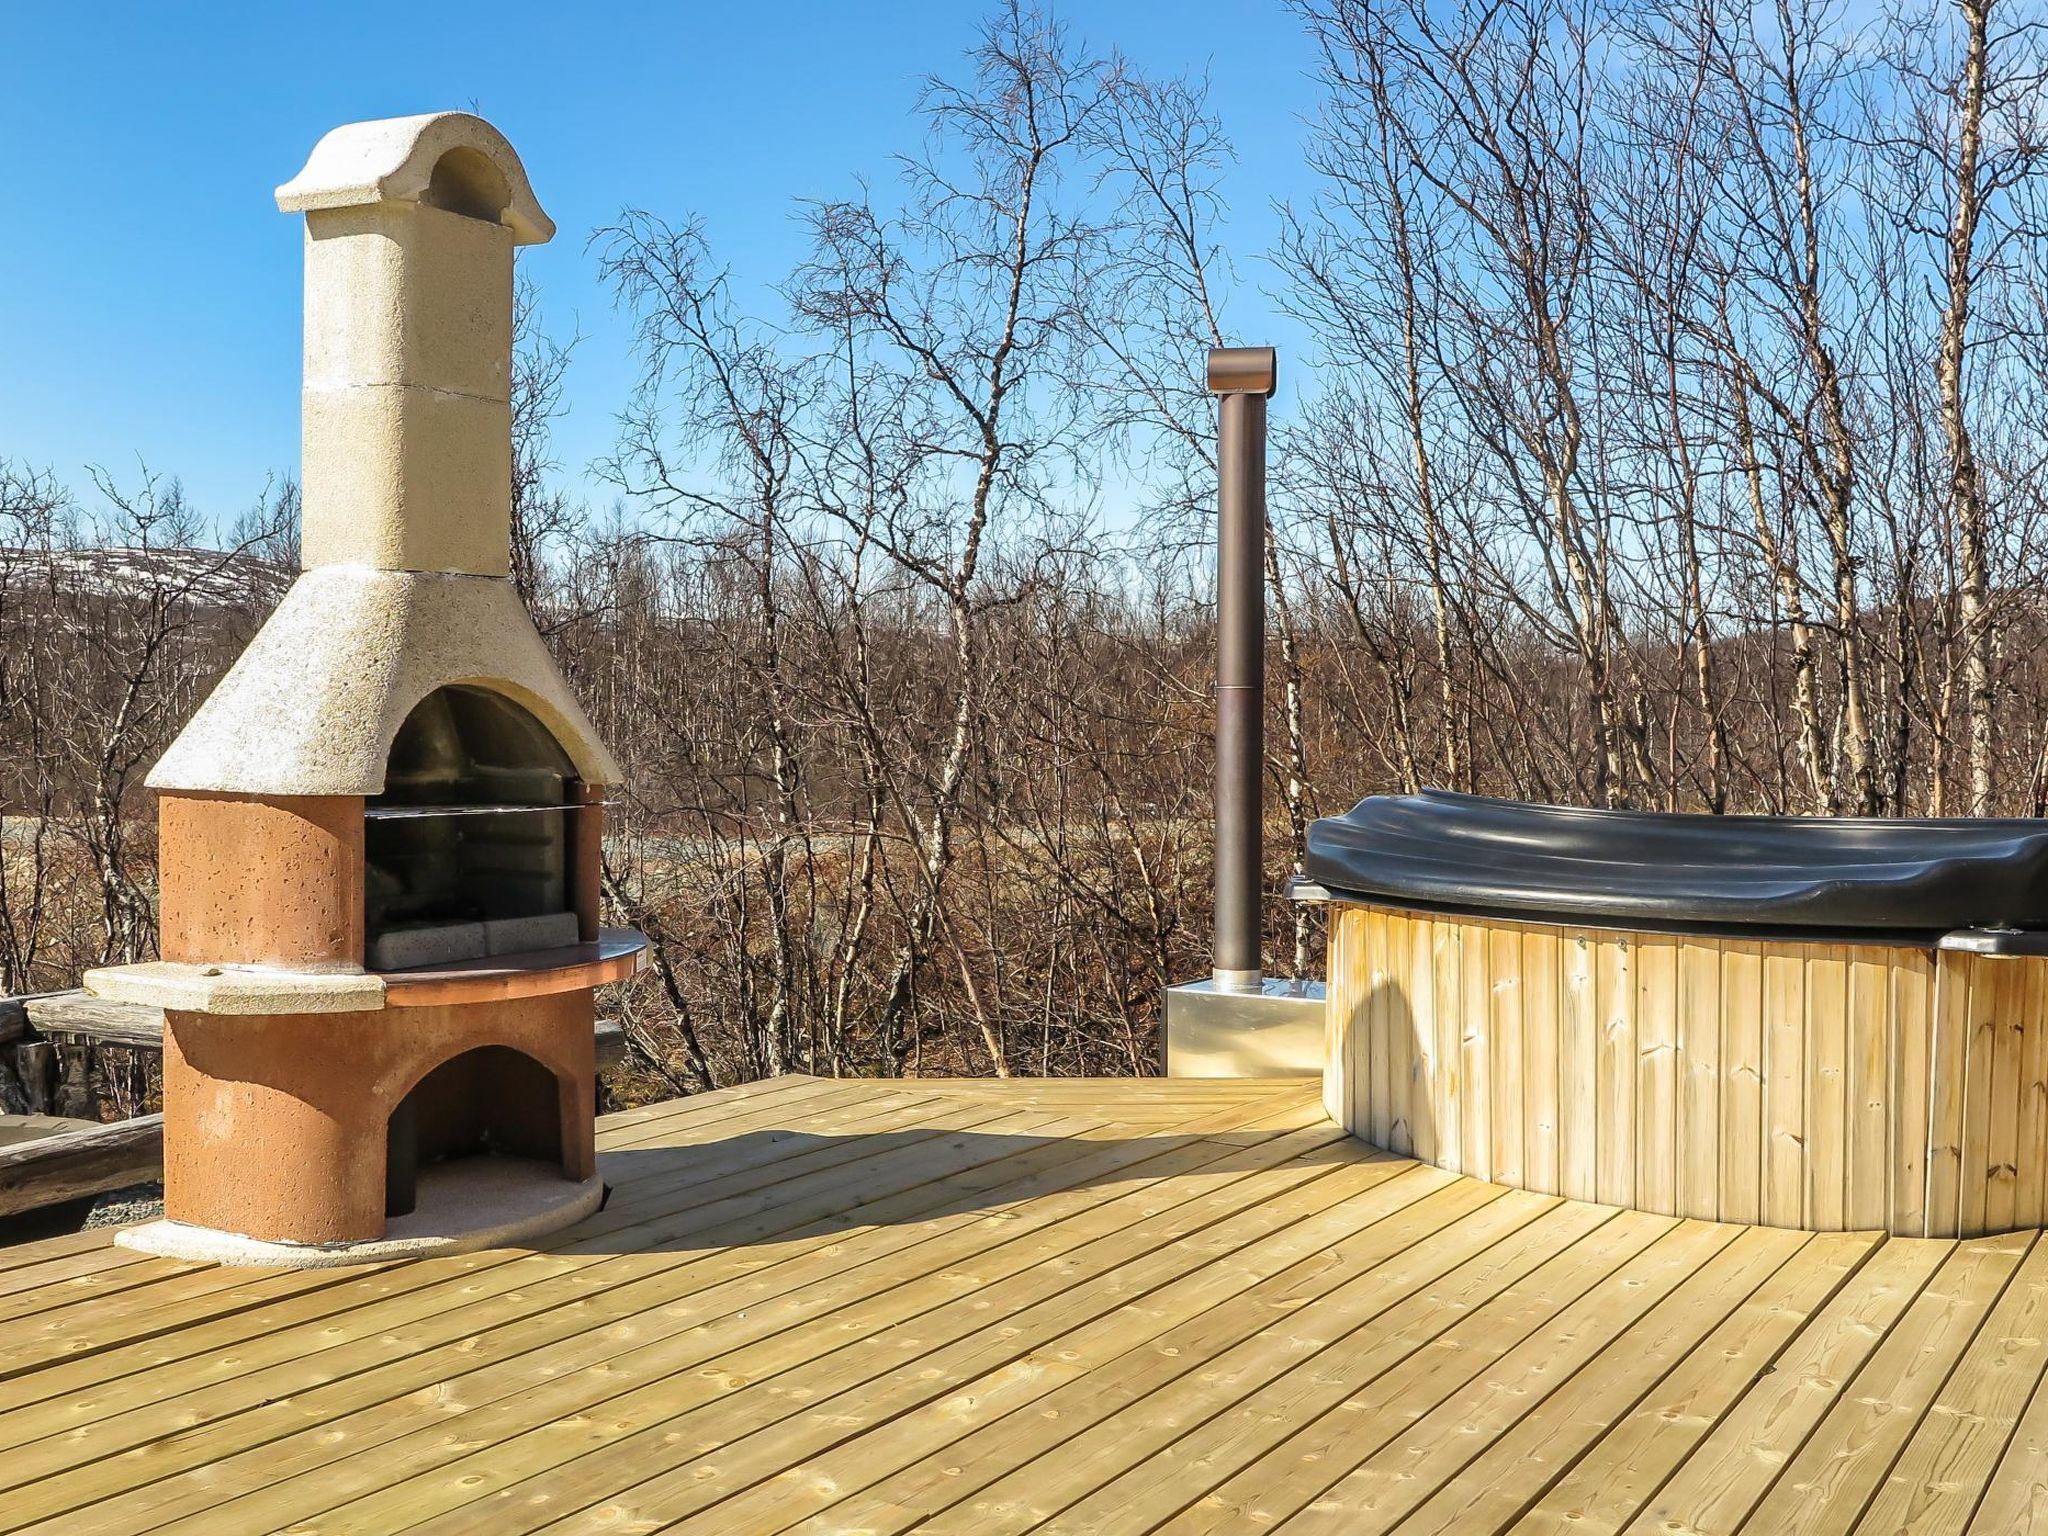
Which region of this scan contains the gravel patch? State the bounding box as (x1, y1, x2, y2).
(84, 1183, 164, 1228)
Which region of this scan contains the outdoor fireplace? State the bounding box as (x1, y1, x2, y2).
(83, 112, 644, 1265)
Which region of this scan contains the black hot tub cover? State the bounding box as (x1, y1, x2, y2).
(1302, 789, 2048, 937)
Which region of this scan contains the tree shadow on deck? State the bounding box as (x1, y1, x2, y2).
(568, 1120, 1370, 1256)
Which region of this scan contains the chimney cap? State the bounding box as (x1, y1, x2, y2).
(276, 111, 555, 245)
(1207, 346, 1278, 398)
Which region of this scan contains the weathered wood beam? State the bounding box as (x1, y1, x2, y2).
(23, 992, 165, 1051)
(0, 1114, 164, 1218)
(596, 1017, 625, 1073)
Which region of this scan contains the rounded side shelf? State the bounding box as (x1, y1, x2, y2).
(377, 926, 648, 1007)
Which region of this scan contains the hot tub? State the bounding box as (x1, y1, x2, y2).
(1302, 789, 2048, 1237)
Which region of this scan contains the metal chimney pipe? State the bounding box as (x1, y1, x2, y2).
(1208, 346, 1277, 993)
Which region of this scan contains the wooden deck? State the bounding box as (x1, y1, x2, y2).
(2, 1075, 2047, 1533)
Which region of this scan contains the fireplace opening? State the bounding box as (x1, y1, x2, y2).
(365, 684, 585, 970)
(385, 1044, 567, 1218)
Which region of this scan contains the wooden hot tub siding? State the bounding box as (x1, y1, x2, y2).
(1324, 901, 2048, 1237)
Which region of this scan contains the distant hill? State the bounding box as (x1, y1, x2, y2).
(0, 546, 292, 610)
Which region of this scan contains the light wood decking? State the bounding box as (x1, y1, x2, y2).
(1, 1074, 2045, 1533)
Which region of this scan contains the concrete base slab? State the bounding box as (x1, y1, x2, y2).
(115, 1157, 602, 1268)
(1165, 977, 1326, 1078)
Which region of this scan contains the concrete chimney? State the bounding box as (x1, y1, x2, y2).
(276, 112, 554, 577)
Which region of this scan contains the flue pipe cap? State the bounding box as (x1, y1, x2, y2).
(1207, 346, 1277, 398)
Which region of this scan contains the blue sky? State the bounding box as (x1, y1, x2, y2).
(1, 1, 1320, 533)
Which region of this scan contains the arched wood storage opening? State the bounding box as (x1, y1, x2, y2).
(1323, 900, 2048, 1239)
(384, 1043, 569, 1217)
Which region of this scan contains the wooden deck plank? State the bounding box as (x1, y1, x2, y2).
(226, 1115, 1412, 1534)
(1740, 1230, 2033, 1532)
(0, 1075, 870, 1330)
(1390, 1224, 1813, 1535)
(655, 1187, 1548, 1536)
(0, 1092, 1084, 1482)
(0, 1240, 153, 1304)
(0, 1243, 163, 1320)
(1025, 1203, 1664, 1536)
(12, 1084, 1305, 1459)
(0, 1222, 123, 1277)
(0, 1080, 831, 1315)
(1856, 1229, 2048, 1533)
(36, 1103, 1325, 1491)
(1967, 1273, 2048, 1534)
(0, 1065, 829, 1288)
(0, 1082, 932, 1340)
(1623, 1236, 1954, 1534)
(591, 1072, 869, 1143)
(2, 1099, 1313, 1528)
(5, 1075, 2048, 1536)
(34, 1094, 1334, 1533)
(0, 1093, 1098, 1458)
(865, 1199, 1617, 1536)
(1148, 1211, 1685, 1535)
(1516, 1230, 1879, 1535)
(0, 1089, 942, 1376)
(0, 1079, 942, 1391)
(1279, 1218, 1741, 1533)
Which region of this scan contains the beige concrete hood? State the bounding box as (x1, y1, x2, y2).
(149, 111, 619, 795)
(147, 567, 619, 794)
